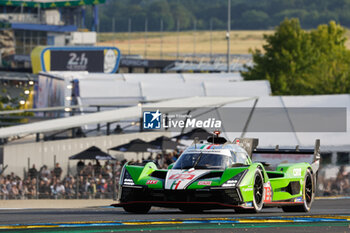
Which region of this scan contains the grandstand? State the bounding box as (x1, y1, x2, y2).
(0, 0, 104, 70)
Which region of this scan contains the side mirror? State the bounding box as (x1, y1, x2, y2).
(167, 163, 174, 169)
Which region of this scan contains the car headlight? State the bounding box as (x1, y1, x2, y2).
(222, 171, 245, 187)
(122, 169, 135, 186)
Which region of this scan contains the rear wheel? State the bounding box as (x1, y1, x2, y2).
(123, 204, 151, 214)
(282, 169, 314, 212)
(235, 169, 264, 213)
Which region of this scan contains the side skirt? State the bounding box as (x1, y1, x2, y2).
(111, 201, 255, 210)
(264, 201, 304, 207)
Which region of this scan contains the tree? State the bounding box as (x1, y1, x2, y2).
(94, 0, 350, 31)
(169, 2, 195, 30)
(241, 18, 350, 95)
(306, 21, 350, 93)
(147, 0, 174, 31)
(239, 10, 270, 29)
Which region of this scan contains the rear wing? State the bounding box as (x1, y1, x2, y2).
(234, 138, 320, 172)
(233, 138, 259, 157)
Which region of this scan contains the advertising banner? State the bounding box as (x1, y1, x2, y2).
(31, 46, 121, 74)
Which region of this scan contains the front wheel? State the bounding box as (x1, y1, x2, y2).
(123, 204, 151, 214)
(235, 169, 264, 213)
(282, 169, 314, 212)
(252, 169, 265, 212)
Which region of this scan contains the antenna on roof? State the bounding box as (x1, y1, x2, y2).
(213, 130, 220, 147)
(194, 137, 199, 149)
(213, 130, 221, 137)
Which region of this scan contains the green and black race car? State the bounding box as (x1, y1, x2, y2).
(113, 134, 320, 214)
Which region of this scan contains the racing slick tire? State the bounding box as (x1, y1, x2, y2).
(235, 169, 265, 213)
(123, 204, 151, 214)
(282, 169, 314, 213)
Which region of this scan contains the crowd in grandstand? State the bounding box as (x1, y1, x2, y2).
(317, 165, 350, 196)
(0, 152, 179, 200)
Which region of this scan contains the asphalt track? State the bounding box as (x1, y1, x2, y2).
(0, 198, 349, 232)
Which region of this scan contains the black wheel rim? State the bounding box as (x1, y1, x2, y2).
(305, 174, 313, 205)
(254, 174, 263, 205)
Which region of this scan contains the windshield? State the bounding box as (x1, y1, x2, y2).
(173, 153, 233, 170)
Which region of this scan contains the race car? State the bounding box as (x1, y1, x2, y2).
(113, 132, 320, 214)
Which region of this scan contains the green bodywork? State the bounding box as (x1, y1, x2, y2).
(123, 160, 312, 203)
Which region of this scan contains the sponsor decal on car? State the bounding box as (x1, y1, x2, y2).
(295, 196, 303, 202)
(170, 180, 182, 190)
(264, 181, 272, 202)
(198, 181, 212, 186)
(146, 180, 158, 185)
(242, 186, 253, 192)
(242, 201, 253, 207)
(165, 170, 210, 190)
(169, 174, 195, 180)
(293, 168, 302, 177)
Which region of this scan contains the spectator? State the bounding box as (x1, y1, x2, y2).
(53, 163, 62, 179)
(5, 177, 11, 194)
(87, 178, 96, 199)
(65, 182, 75, 199)
(102, 162, 112, 180)
(23, 178, 36, 199)
(156, 154, 163, 168)
(84, 162, 93, 176)
(165, 153, 175, 167)
(55, 182, 66, 198)
(77, 176, 86, 198)
(40, 165, 50, 178)
(113, 124, 123, 134)
(114, 161, 121, 177)
(77, 160, 85, 175)
(107, 180, 114, 199)
(50, 180, 58, 198)
(28, 164, 38, 179)
(94, 161, 102, 176)
(9, 182, 19, 199)
(0, 184, 9, 200)
(39, 178, 51, 199)
(96, 178, 107, 198)
(31, 177, 37, 190)
(335, 166, 350, 194)
(38, 179, 45, 198)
